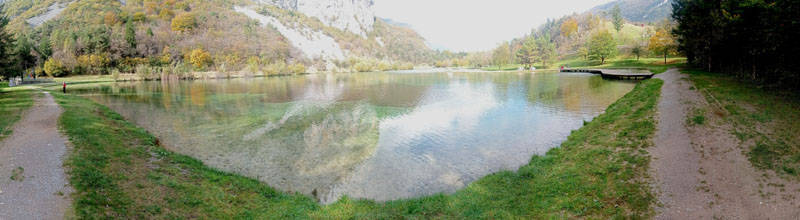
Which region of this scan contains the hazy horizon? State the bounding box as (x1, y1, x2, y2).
(374, 0, 616, 52)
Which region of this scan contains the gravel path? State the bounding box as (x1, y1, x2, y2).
(651, 69, 800, 219)
(0, 91, 71, 220)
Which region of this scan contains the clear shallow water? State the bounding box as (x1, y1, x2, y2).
(70, 71, 636, 203)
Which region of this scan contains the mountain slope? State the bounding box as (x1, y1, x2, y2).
(1, 0, 432, 75)
(590, 0, 673, 23)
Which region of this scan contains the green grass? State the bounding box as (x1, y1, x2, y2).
(688, 108, 707, 125)
(0, 84, 35, 141)
(555, 57, 687, 74)
(685, 69, 800, 178)
(485, 57, 686, 74)
(53, 78, 663, 219)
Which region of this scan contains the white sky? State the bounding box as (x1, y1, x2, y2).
(374, 0, 615, 52)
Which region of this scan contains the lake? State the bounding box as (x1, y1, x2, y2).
(70, 71, 636, 203)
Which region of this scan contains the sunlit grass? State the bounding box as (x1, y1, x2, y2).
(0, 84, 34, 141)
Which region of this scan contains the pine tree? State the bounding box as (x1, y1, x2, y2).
(0, 5, 18, 80)
(125, 18, 137, 55)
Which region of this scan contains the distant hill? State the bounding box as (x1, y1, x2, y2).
(1, 0, 434, 75)
(590, 0, 673, 23)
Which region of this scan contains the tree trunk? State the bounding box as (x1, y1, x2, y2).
(664, 53, 667, 64)
(601, 57, 605, 64)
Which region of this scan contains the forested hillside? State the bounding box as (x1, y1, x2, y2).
(591, 0, 673, 23)
(0, 0, 435, 79)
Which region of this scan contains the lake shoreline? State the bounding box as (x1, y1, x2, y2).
(43, 73, 664, 218)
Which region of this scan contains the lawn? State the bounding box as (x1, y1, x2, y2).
(0, 84, 35, 141)
(52, 78, 663, 219)
(555, 57, 686, 74)
(685, 70, 800, 178)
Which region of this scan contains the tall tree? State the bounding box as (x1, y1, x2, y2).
(0, 4, 17, 80)
(611, 4, 624, 34)
(536, 35, 557, 68)
(125, 17, 137, 55)
(672, 0, 800, 85)
(560, 18, 578, 38)
(588, 31, 618, 64)
(37, 38, 52, 63)
(515, 37, 538, 69)
(14, 35, 36, 76)
(491, 42, 511, 70)
(648, 29, 675, 64)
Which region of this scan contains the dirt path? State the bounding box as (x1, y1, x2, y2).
(0, 91, 71, 220)
(651, 69, 800, 219)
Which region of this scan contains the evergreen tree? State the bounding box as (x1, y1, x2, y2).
(14, 35, 36, 76)
(37, 37, 52, 62)
(515, 37, 538, 69)
(536, 34, 557, 68)
(0, 4, 17, 80)
(125, 17, 137, 55)
(672, 0, 800, 85)
(611, 4, 624, 33)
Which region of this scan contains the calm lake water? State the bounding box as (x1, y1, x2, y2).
(71, 71, 636, 203)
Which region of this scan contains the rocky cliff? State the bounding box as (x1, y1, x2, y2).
(258, 0, 375, 37)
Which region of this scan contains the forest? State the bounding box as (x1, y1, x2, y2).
(0, 0, 446, 80)
(672, 0, 800, 87)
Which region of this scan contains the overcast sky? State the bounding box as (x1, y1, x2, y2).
(374, 0, 615, 52)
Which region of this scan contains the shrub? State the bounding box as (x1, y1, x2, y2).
(135, 64, 152, 76)
(44, 59, 67, 77)
(188, 48, 212, 70)
(111, 68, 120, 81)
(132, 12, 146, 22)
(288, 63, 306, 74)
(171, 13, 197, 32)
(263, 61, 287, 76)
(377, 61, 392, 71)
(247, 56, 260, 74)
(76, 54, 110, 75)
(353, 61, 373, 72)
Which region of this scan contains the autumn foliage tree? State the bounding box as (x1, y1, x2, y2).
(560, 18, 578, 38)
(188, 48, 212, 69)
(171, 13, 197, 32)
(648, 29, 676, 64)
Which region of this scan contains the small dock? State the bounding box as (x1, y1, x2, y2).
(560, 69, 653, 79)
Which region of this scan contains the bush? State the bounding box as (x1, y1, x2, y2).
(111, 68, 120, 81)
(376, 61, 392, 71)
(247, 56, 260, 74)
(171, 13, 197, 32)
(44, 59, 67, 77)
(263, 61, 287, 76)
(353, 61, 373, 72)
(188, 48, 212, 70)
(76, 54, 110, 75)
(288, 63, 306, 74)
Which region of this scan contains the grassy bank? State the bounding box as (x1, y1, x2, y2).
(483, 57, 686, 74)
(53, 78, 662, 219)
(0, 84, 35, 141)
(554, 57, 686, 74)
(685, 70, 800, 178)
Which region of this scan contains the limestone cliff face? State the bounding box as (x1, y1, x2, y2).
(259, 0, 376, 37)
